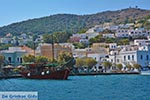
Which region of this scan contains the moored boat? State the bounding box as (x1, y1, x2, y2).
(140, 70, 150, 75)
(21, 58, 75, 80)
(21, 68, 70, 80)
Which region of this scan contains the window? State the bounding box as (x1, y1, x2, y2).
(146, 55, 149, 61)
(111, 59, 113, 62)
(117, 59, 119, 63)
(132, 55, 134, 60)
(140, 55, 143, 60)
(20, 58, 22, 63)
(8, 57, 12, 63)
(17, 57, 19, 62)
(128, 55, 130, 60)
(124, 56, 126, 61)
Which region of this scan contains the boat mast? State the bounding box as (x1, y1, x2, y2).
(52, 34, 54, 62)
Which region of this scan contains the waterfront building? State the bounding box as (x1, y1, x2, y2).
(87, 45, 109, 67)
(0, 47, 28, 66)
(108, 45, 150, 68)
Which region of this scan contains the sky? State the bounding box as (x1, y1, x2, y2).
(0, 0, 150, 27)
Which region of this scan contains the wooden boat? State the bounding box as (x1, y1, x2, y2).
(21, 35, 76, 80)
(21, 68, 70, 80)
(21, 58, 75, 80)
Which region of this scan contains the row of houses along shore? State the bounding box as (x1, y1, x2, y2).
(0, 23, 150, 70)
(0, 39, 150, 69)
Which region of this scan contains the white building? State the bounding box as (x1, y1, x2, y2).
(86, 32, 99, 40)
(59, 43, 75, 50)
(86, 25, 103, 33)
(134, 39, 150, 46)
(102, 34, 115, 38)
(128, 29, 148, 37)
(115, 28, 150, 38)
(115, 29, 129, 38)
(72, 33, 87, 39)
(108, 45, 150, 67)
(0, 38, 12, 44)
(109, 43, 117, 49)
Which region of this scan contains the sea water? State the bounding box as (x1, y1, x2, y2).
(0, 75, 150, 100)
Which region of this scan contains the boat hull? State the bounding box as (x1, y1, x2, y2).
(141, 71, 150, 75)
(21, 69, 70, 80)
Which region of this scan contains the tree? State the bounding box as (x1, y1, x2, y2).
(103, 61, 112, 72)
(73, 42, 87, 49)
(0, 43, 13, 50)
(53, 32, 70, 43)
(0, 55, 5, 68)
(116, 64, 123, 70)
(89, 35, 105, 44)
(75, 58, 85, 67)
(22, 55, 35, 63)
(78, 28, 87, 33)
(105, 38, 115, 43)
(126, 64, 132, 71)
(57, 51, 73, 63)
(75, 57, 97, 68)
(43, 32, 70, 44)
(84, 57, 97, 69)
(26, 41, 38, 50)
(118, 38, 129, 45)
(35, 56, 49, 64)
(43, 34, 53, 43)
(133, 63, 141, 70)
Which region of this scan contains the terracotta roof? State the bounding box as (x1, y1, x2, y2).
(21, 46, 33, 51)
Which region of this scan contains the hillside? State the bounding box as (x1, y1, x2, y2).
(0, 8, 150, 36)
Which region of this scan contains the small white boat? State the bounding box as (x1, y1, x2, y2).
(141, 70, 150, 75)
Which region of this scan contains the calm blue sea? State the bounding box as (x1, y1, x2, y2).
(0, 75, 150, 100)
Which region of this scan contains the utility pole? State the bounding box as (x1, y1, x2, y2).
(34, 41, 36, 57)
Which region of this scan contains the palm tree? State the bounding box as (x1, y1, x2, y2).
(116, 64, 123, 70)
(103, 61, 112, 72)
(126, 64, 132, 71)
(133, 63, 141, 71)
